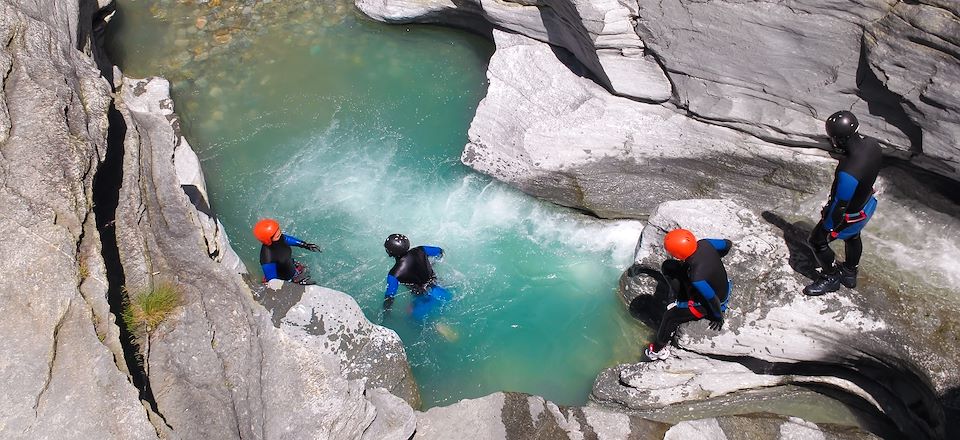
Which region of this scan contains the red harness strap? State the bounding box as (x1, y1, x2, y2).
(688, 300, 705, 319)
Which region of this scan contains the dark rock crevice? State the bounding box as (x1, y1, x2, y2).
(856, 34, 924, 154)
(684, 349, 943, 440)
(91, 102, 168, 426)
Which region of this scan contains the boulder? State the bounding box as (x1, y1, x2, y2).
(597, 199, 960, 439)
(0, 1, 159, 438)
(276, 284, 420, 407)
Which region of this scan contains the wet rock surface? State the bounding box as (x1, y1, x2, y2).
(597, 199, 960, 439)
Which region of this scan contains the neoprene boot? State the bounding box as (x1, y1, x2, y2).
(803, 270, 841, 296)
(839, 263, 858, 289)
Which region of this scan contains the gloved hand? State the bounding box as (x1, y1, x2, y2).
(708, 316, 724, 331)
(302, 242, 321, 252)
(383, 296, 394, 310)
(266, 279, 284, 291)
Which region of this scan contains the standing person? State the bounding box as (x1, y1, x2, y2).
(804, 111, 882, 296)
(253, 218, 321, 285)
(645, 229, 732, 361)
(382, 234, 451, 320)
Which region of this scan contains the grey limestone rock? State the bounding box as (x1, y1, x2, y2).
(664, 415, 881, 440)
(462, 30, 833, 218)
(414, 391, 671, 439)
(357, 0, 960, 196)
(356, 0, 673, 102)
(597, 199, 960, 439)
(278, 284, 420, 408)
(0, 1, 160, 438)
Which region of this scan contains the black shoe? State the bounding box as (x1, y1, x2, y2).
(804, 272, 841, 296)
(838, 264, 858, 288)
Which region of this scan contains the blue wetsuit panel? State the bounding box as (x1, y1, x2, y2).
(692, 280, 716, 300)
(262, 263, 279, 281)
(411, 285, 451, 321)
(284, 235, 305, 247)
(422, 246, 443, 257)
(692, 280, 723, 319)
(705, 239, 730, 253)
(824, 171, 859, 230)
(384, 275, 400, 298)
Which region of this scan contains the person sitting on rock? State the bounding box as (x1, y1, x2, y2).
(382, 234, 451, 320)
(253, 218, 321, 286)
(645, 229, 732, 361)
(803, 111, 882, 296)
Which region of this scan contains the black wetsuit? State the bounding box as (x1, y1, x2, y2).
(809, 135, 882, 271)
(385, 246, 441, 296)
(260, 234, 306, 281)
(653, 239, 732, 351)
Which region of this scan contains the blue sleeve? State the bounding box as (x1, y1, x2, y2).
(705, 239, 731, 253)
(284, 235, 305, 246)
(824, 171, 859, 230)
(384, 275, 399, 298)
(262, 263, 279, 281)
(422, 246, 443, 257)
(692, 280, 723, 319)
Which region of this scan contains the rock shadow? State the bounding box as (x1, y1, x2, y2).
(706, 352, 944, 439)
(536, 0, 613, 89)
(761, 211, 820, 280)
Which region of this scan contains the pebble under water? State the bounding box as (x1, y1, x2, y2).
(107, 0, 649, 407)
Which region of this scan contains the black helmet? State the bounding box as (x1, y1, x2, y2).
(384, 234, 410, 257)
(825, 110, 859, 142)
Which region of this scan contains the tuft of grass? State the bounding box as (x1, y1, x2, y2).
(77, 256, 90, 281)
(122, 284, 181, 337)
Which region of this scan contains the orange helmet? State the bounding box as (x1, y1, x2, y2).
(253, 219, 282, 245)
(664, 229, 697, 260)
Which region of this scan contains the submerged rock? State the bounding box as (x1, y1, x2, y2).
(596, 199, 960, 439)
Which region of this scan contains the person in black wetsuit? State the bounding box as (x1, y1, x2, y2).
(804, 111, 882, 296)
(645, 229, 732, 361)
(252, 218, 321, 285)
(382, 234, 451, 320)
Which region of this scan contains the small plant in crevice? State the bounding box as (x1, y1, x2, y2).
(122, 283, 182, 342)
(77, 255, 90, 281)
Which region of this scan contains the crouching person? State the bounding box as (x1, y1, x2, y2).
(645, 229, 732, 361)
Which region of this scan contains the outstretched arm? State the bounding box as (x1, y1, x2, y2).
(422, 246, 443, 258)
(284, 234, 321, 252)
